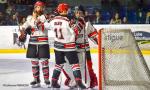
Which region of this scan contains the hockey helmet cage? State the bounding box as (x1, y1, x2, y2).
(75, 5, 85, 14)
(75, 5, 85, 12)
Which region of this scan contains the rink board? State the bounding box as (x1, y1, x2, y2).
(0, 25, 149, 50)
(0, 49, 149, 55)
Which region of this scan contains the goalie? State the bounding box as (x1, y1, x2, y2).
(63, 5, 98, 88)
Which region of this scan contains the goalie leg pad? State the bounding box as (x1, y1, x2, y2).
(86, 51, 98, 88)
(62, 69, 71, 86)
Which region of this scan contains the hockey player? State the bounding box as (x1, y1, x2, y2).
(44, 3, 86, 89)
(63, 5, 98, 88)
(19, 1, 50, 88)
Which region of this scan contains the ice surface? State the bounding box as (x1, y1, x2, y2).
(0, 53, 99, 90)
(0, 53, 149, 90)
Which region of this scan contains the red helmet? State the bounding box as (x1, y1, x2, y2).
(57, 3, 69, 13)
(34, 1, 45, 7)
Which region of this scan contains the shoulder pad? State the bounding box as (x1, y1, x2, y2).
(78, 17, 86, 25)
(26, 15, 32, 22)
(38, 15, 46, 22)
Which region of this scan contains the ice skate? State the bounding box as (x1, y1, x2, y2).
(89, 72, 98, 88)
(76, 80, 87, 89)
(51, 80, 60, 89)
(44, 79, 51, 88)
(30, 78, 41, 88)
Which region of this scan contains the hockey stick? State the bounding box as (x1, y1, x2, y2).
(82, 20, 87, 84)
(16, 15, 26, 49)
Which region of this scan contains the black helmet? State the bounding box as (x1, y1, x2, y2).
(75, 5, 85, 14)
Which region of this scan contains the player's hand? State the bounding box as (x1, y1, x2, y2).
(69, 19, 76, 27)
(19, 31, 26, 42)
(36, 19, 43, 28)
(25, 26, 32, 35)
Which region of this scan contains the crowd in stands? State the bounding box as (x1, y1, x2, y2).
(0, 0, 150, 25)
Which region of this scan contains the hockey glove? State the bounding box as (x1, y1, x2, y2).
(19, 30, 27, 42)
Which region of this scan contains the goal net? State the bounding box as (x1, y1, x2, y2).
(98, 29, 150, 90)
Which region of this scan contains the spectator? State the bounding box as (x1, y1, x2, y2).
(137, 9, 145, 24)
(85, 11, 91, 22)
(145, 11, 150, 24)
(0, 12, 6, 25)
(6, 2, 16, 16)
(0, 0, 7, 12)
(20, 17, 26, 25)
(110, 12, 121, 24)
(122, 16, 128, 24)
(0, 0, 7, 4)
(16, 0, 22, 4)
(15, 0, 30, 5)
(8, 14, 18, 25)
(110, 0, 120, 11)
(93, 11, 103, 24)
(5, 14, 11, 25)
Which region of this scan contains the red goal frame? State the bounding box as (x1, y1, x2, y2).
(98, 29, 102, 90)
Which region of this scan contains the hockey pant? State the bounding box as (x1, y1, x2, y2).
(31, 58, 49, 80)
(52, 64, 82, 85)
(52, 50, 83, 84)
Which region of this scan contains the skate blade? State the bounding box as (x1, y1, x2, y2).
(75, 87, 87, 90)
(46, 84, 51, 88)
(31, 84, 41, 88)
(87, 86, 98, 90)
(51, 88, 60, 90)
(69, 85, 78, 89)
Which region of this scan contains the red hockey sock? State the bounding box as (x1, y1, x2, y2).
(52, 64, 63, 80)
(71, 64, 82, 80)
(31, 61, 40, 79)
(41, 60, 49, 80)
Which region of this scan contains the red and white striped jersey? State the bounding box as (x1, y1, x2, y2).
(44, 16, 76, 51)
(76, 21, 98, 52)
(21, 15, 49, 45)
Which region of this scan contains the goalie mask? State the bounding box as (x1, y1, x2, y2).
(74, 5, 85, 18)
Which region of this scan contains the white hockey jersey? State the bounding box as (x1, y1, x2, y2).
(44, 16, 76, 51)
(76, 21, 98, 52)
(21, 15, 49, 45)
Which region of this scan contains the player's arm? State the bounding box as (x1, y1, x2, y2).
(44, 20, 52, 31)
(86, 21, 98, 44)
(19, 16, 32, 42)
(20, 16, 33, 35)
(67, 22, 76, 42)
(71, 17, 85, 38)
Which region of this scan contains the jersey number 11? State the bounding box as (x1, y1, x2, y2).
(54, 28, 64, 39)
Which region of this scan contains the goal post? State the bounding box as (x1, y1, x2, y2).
(98, 29, 150, 90)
